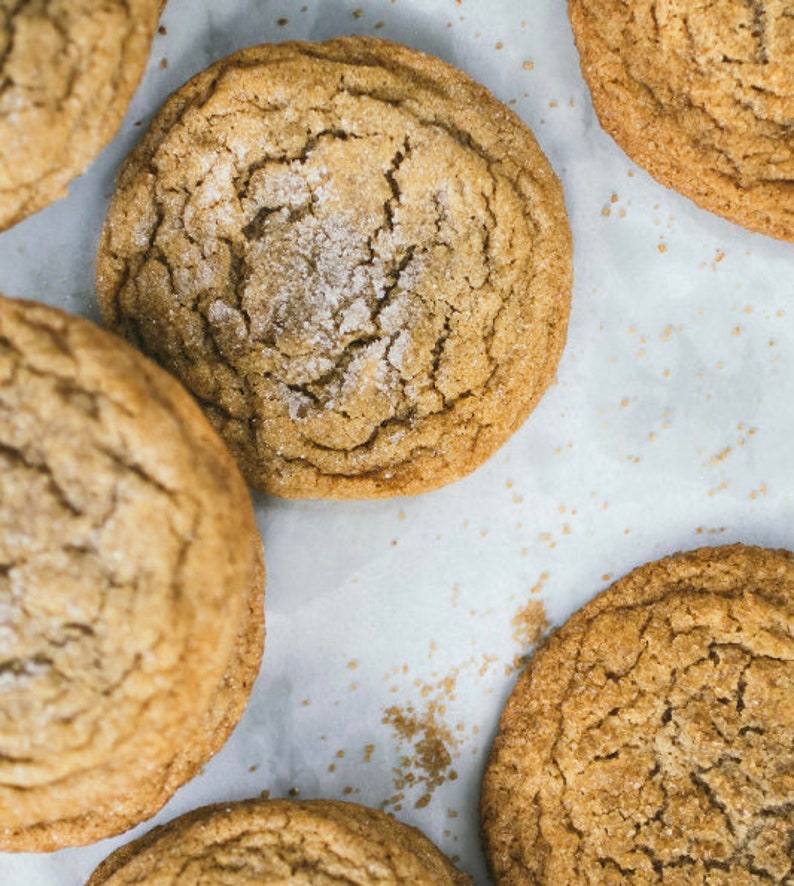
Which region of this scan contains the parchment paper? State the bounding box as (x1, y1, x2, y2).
(0, 0, 791, 883)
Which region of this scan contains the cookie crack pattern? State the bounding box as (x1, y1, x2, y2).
(0, 0, 162, 230)
(85, 800, 471, 884)
(568, 0, 794, 240)
(97, 37, 571, 497)
(482, 546, 794, 884)
(0, 297, 264, 851)
(0, 0, 26, 77)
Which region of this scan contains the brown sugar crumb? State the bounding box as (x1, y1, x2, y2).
(709, 446, 732, 466)
(511, 599, 549, 668)
(352, 8, 363, 18)
(383, 701, 456, 810)
(381, 658, 472, 811)
(159, 57, 168, 69)
(158, 25, 166, 35)
(363, 744, 375, 763)
(277, 17, 288, 26)
(529, 572, 549, 595)
(658, 242, 668, 253)
(288, 787, 300, 797)
(522, 60, 535, 70)
(259, 789, 271, 799)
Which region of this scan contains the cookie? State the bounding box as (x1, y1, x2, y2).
(0, 0, 162, 232)
(95, 36, 572, 499)
(567, 0, 794, 241)
(0, 295, 265, 851)
(481, 544, 794, 884)
(86, 797, 472, 884)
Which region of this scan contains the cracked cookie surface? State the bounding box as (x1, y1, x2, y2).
(0, 296, 264, 851)
(481, 544, 794, 884)
(96, 36, 572, 498)
(86, 797, 472, 885)
(0, 0, 162, 232)
(568, 0, 794, 240)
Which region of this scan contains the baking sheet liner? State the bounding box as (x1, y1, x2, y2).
(0, 0, 792, 883)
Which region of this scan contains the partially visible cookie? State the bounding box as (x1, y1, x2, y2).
(86, 797, 472, 884)
(96, 36, 572, 499)
(0, 295, 264, 851)
(481, 544, 794, 884)
(568, 0, 794, 241)
(0, 0, 162, 232)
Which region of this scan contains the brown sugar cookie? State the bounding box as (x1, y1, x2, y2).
(86, 797, 472, 884)
(0, 295, 264, 851)
(95, 36, 572, 499)
(481, 544, 794, 884)
(0, 0, 162, 232)
(567, 0, 794, 241)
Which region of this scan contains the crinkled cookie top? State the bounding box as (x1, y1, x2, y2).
(97, 37, 572, 498)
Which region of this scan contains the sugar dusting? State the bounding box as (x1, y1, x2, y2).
(234, 149, 436, 424)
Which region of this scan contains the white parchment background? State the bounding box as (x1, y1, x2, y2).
(0, 0, 792, 883)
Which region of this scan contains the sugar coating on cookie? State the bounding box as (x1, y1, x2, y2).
(0, 296, 264, 851)
(568, 0, 794, 241)
(481, 544, 794, 884)
(0, 0, 161, 232)
(86, 798, 472, 884)
(96, 37, 572, 499)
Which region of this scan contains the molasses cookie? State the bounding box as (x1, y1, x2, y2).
(0, 0, 162, 232)
(86, 797, 472, 884)
(568, 0, 794, 241)
(96, 37, 572, 498)
(481, 544, 794, 884)
(0, 296, 264, 851)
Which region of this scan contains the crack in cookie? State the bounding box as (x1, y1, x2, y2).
(568, 0, 794, 240)
(96, 37, 572, 498)
(0, 296, 264, 851)
(0, 0, 162, 231)
(482, 545, 794, 884)
(86, 798, 472, 885)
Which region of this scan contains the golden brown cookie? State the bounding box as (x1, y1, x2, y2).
(96, 36, 572, 499)
(481, 544, 794, 884)
(0, 0, 162, 232)
(0, 295, 264, 851)
(567, 0, 794, 241)
(86, 797, 472, 884)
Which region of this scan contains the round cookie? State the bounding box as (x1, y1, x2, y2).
(0, 0, 162, 232)
(0, 295, 264, 851)
(96, 36, 572, 499)
(481, 544, 794, 884)
(567, 0, 794, 241)
(86, 797, 472, 884)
